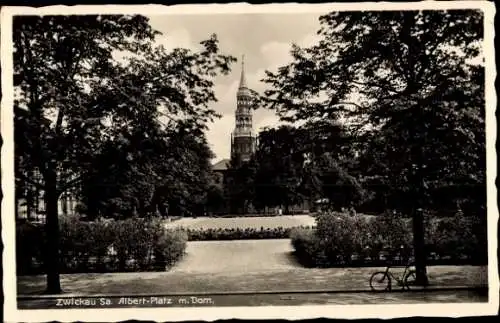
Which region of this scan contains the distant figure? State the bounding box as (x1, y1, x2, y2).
(400, 244, 410, 265)
(278, 208, 282, 216)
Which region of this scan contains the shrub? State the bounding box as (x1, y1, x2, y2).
(154, 229, 188, 269)
(17, 216, 188, 274)
(88, 219, 116, 271)
(112, 217, 175, 271)
(314, 212, 375, 264)
(290, 227, 324, 267)
(348, 214, 373, 258)
(314, 213, 351, 263)
(16, 221, 45, 275)
(371, 211, 412, 258)
(425, 212, 487, 264)
(292, 211, 413, 267)
(291, 210, 486, 268)
(113, 217, 142, 271)
(109, 217, 188, 272)
(59, 215, 93, 271)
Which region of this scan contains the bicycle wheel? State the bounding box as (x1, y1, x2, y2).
(370, 272, 391, 291)
(404, 270, 417, 290)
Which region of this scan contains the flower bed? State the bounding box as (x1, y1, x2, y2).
(183, 226, 313, 241)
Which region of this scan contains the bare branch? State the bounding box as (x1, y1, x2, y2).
(16, 173, 45, 190)
(351, 80, 402, 95)
(57, 175, 83, 195)
(334, 101, 365, 110)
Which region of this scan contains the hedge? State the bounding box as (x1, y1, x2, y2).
(291, 211, 487, 267)
(17, 216, 187, 275)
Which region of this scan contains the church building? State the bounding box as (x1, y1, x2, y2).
(212, 56, 256, 181)
(210, 57, 310, 215)
(231, 56, 257, 162)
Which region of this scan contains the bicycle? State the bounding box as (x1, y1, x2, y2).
(369, 263, 416, 292)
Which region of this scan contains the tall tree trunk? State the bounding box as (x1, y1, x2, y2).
(412, 137, 429, 286)
(44, 173, 62, 294)
(409, 151, 430, 286)
(412, 207, 429, 286)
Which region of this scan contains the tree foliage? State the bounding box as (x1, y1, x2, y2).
(252, 126, 306, 212)
(260, 10, 485, 284)
(14, 14, 236, 293)
(223, 157, 257, 214)
(247, 121, 363, 213)
(263, 10, 484, 210)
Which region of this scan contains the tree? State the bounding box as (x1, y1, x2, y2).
(261, 10, 484, 285)
(206, 183, 226, 215)
(14, 15, 236, 293)
(152, 125, 216, 218)
(223, 156, 257, 214)
(251, 121, 361, 213)
(253, 126, 305, 213)
(310, 152, 366, 211)
(80, 122, 216, 220)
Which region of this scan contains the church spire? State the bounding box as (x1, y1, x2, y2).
(239, 54, 248, 89)
(232, 54, 255, 162)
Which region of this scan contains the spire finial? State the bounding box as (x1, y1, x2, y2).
(239, 54, 247, 89)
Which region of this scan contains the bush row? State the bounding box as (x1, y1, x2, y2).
(17, 216, 187, 275)
(291, 211, 487, 267)
(182, 226, 313, 241)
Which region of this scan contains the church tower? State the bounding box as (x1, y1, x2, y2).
(231, 56, 256, 162)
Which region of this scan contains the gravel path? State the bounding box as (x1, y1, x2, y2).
(171, 239, 298, 274)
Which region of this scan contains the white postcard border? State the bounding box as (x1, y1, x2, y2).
(1, 1, 498, 322)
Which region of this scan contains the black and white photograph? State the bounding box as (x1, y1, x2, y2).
(1, 1, 498, 321)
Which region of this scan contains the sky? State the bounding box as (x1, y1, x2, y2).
(146, 13, 326, 162)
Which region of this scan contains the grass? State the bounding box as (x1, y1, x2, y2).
(164, 215, 317, 230)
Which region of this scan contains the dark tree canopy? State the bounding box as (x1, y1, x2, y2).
(261, 10, 485, 212)
(14, 14, 236, 293)
(260, 9, 485, 285)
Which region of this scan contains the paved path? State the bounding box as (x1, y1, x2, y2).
(18, 265, 488, 296)
(18, 240, 487, 297)
(171, 240, 298, 274)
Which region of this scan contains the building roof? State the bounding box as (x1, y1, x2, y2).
(237, 55, 252, 97)
(212, 158, 231, 171)
(239, 55, 248, 89)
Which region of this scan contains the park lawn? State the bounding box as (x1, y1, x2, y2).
(17, 265, 487, 296)
(163, 213, 460, 231)
(164, 215, 317, 230)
